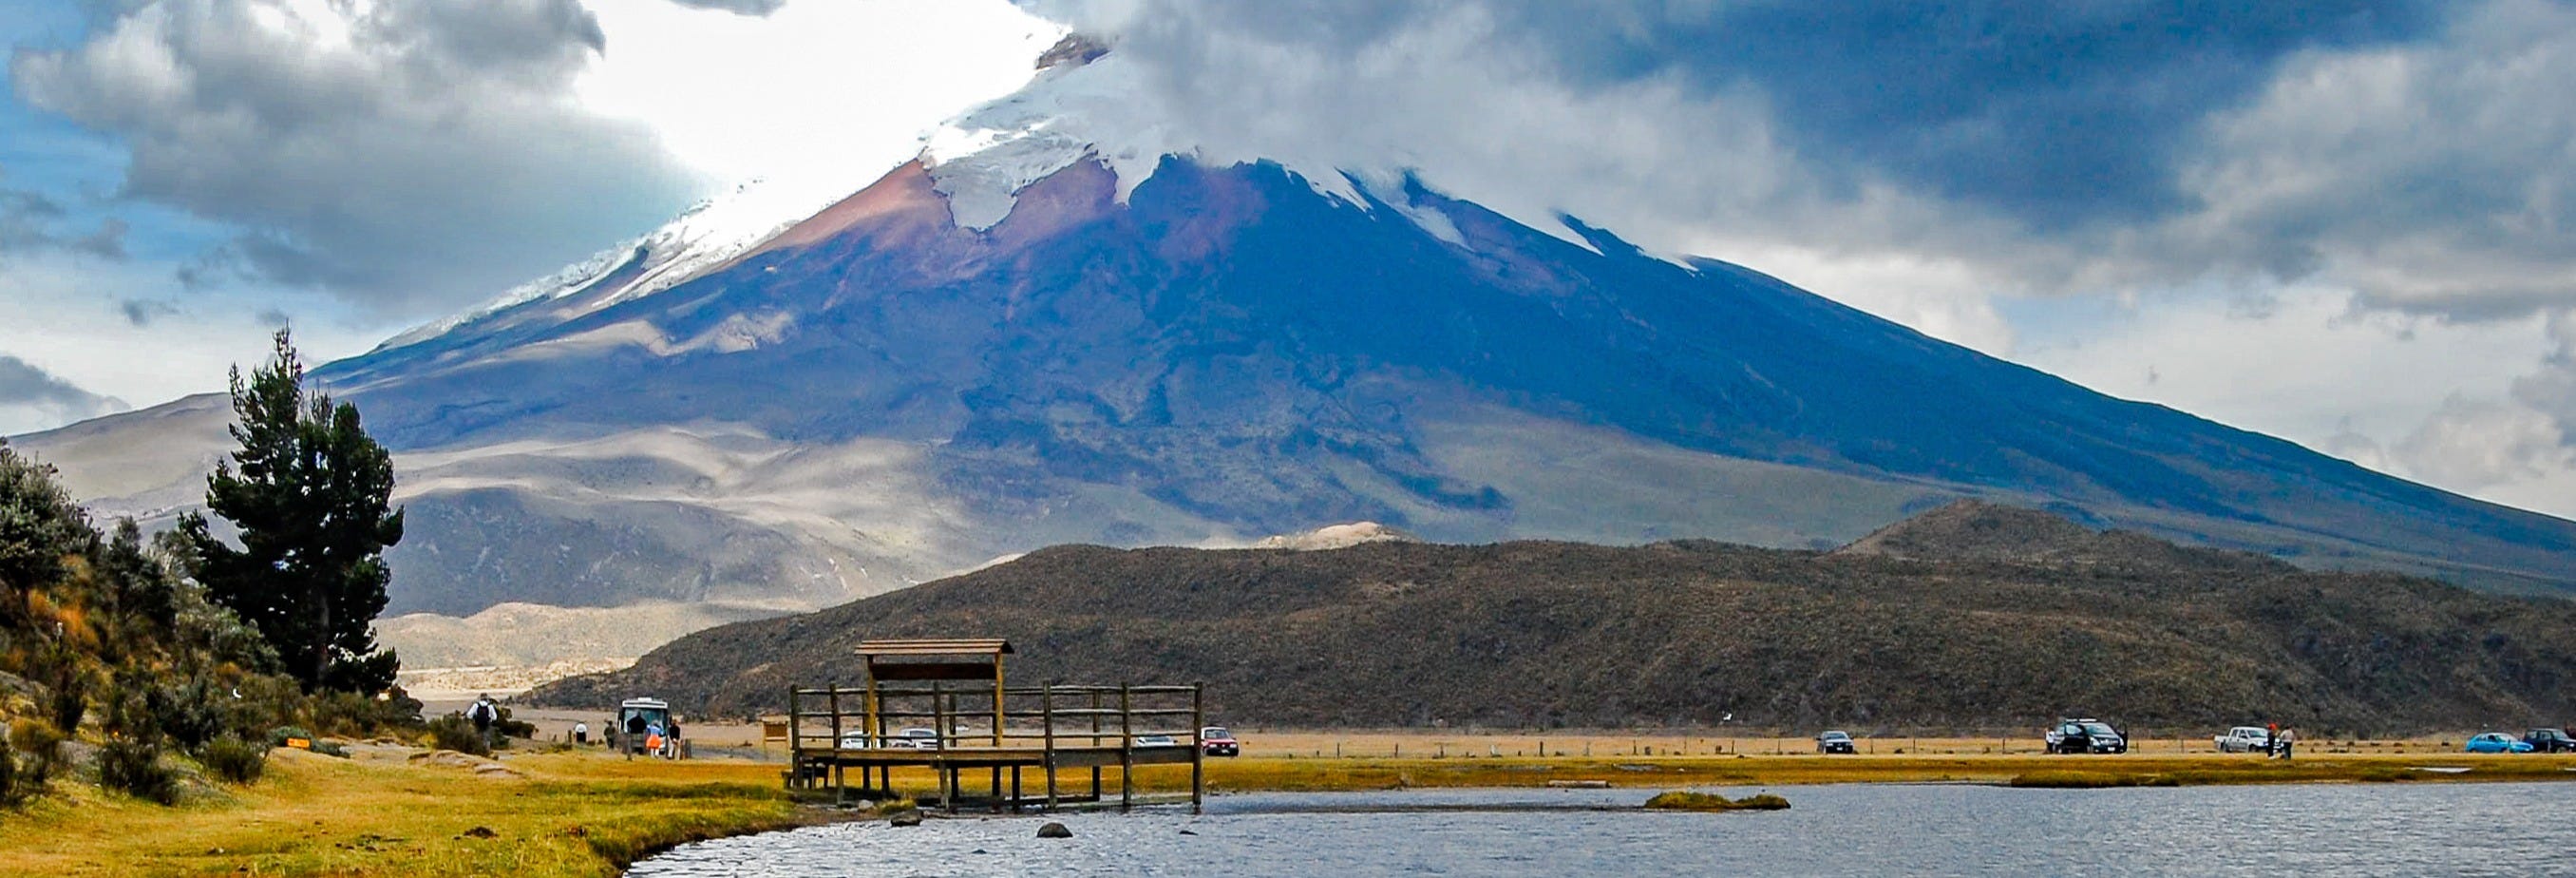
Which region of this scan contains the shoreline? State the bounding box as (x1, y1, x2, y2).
(6, 743, 2569, 876)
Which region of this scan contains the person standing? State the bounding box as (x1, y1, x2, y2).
(2266, 721, 2280, 758)
(2280, 727, 2296, 760)
(467, 695, 500, 747)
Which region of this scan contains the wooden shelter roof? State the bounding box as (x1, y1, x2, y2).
(855, 639, 1013, 658)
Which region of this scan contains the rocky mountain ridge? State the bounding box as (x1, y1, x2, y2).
(530, 502, 2576, 733)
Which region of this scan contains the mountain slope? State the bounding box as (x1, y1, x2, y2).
(529, 508, 2576, 734)
(15, 37, 2576, 653)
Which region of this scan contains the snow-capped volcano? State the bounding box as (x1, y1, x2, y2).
(370, 174, 862, 354)
(24, 31, 2576, 673)
(371, 31, 1549, 363)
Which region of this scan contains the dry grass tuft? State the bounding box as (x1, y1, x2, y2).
(1642, 791, 1791, 811)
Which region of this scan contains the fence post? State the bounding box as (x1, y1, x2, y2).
(1044, 683, 1059, 811)
(1191, 682, 1205, 815)
(1119, 684, 1134, 811)
(786, 687, 802, 789)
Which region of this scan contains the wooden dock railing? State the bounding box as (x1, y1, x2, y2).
(785, 682, 1206, 813)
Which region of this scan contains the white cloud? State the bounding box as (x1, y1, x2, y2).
(2015, 285, 2576, 514)
(0, 0, 1061, 434)
(2156, 0, 2576, 320)
(2394, 394, 2570, 492)
(577, 0, 1059, 193)
(0, 249, 380, 421)
(11, 0, 699, 315)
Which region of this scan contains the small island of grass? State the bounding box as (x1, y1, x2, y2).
(1642, 791, 1791, 811)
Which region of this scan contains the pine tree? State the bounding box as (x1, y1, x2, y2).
(176, 329, 404, 693)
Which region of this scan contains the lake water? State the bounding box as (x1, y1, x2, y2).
(628, 782, 2573, 876)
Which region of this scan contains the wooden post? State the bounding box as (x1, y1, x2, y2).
(935, 682, 955, 813)
(1119, 684, 1134, 811)
(1043, 684, 1059, 811)
(827, 685, 843, 796)
(1089, 690, 1104, 800)
(1191, 682, 1205, 815)
(786, 687, 802, 789)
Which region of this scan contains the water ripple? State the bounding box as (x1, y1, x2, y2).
(628, 783, 2576, 877)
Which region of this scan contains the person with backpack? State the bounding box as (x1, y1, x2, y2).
(467, 695, 500, 747)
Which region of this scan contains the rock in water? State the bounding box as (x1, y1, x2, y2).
(1037, 822, 1073, 838)
(887, 810, 923, 828)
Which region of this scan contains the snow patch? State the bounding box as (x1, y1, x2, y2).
(373, 174, 883, 353)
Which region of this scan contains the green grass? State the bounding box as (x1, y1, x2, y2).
(1642, 791, 1791, 811)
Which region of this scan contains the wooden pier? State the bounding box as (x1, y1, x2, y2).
(784, 639, 1205, 813)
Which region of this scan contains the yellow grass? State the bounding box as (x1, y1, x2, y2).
(6, 735, 2572, 877)
(0, 749, 821, 878)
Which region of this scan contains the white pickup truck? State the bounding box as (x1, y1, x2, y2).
(2213, 726, 2272, 754)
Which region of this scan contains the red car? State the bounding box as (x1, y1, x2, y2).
(1200, 726, 1241, 757)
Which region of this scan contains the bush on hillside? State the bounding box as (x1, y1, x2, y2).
(8, 717, 65, 786)
(425, 715, 492, 757)
(0, 732, 20, 807)
(142, 676, 233, 754)
(199, 735, 266, 785)
(96, 736, 176, 805)
(494, 706, 537, 740)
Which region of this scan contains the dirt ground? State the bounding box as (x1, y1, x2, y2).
(428, 697, 2492, 759)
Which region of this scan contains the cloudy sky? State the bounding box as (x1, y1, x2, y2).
(5, 0, 2575, 520)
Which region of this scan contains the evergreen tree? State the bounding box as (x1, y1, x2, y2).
(176, 330, 404, 693)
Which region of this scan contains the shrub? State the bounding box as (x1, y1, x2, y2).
(96, 736, 177, 805)
(9, 717, 66, 785)
(146, 677, 230, 753)
(41, 657, 87, 735)
(0, 730, 19, 807)
(425, 715, 492, 757)
(1642, 791, 1791, 811)
(494, 706, 537, 740)
(199, 735, 267, 785)
(309, 688, 423, 737)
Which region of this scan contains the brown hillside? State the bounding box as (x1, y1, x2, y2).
(1834, 500, 2289, 573)
(532, 512, 2576, 735)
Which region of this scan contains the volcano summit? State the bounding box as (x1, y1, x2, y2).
(19, 38, 2576, 670)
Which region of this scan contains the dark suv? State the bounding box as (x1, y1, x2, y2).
(2046, 718, 2129, 754)
(2525, 728, 2576, 753)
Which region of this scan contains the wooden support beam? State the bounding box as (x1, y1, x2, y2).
(1119, 684, 1134, 812)
(1191, 681, 1205, 815)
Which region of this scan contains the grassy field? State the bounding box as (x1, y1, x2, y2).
(0, 749, 823, 878)
(6, 741, 2573, 877)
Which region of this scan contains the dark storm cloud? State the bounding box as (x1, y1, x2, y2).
(1495, 2, 2440, 226)
(0, 182, 125, 260)
(1045, 1, 2440, 229)
(0, 354, 128, 423)
(1027, 0, 2576, 323)
(117, 297, 179, 327)
(10, 0, 696, 316)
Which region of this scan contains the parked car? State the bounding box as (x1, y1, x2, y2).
(1132, 734, 1181, 748)
(2524, 728, 2576, 754)
(1201, 726, 1241, 757)
(2046, 718, 2128, 754)
(2467, 733, 2535, 754)
(2214, 726, 2273, 754)
(1816, 731, 1857, 754)
(885, 727, 942, 750)
(836, 732, 872, 750)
